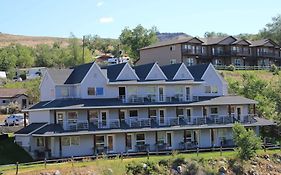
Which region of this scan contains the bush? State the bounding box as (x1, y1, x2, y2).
(228, 64, 236, 71)
(126, 160, 169, 175)
(233, 123, 262, 160)
(270, 64, 278, 72)
(186, 161, 200, 175)
(172, 157, 186, 168)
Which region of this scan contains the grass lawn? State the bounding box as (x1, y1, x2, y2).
(0, 136, 33, 165)
(0, 149, 280, 175)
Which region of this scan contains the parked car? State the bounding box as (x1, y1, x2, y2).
(4, 114, 27, 126)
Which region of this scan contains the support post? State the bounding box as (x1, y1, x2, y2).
(155, 131, 158, 154)
(59, 136, 62, 157)
(54, 110, 57, 124)
(93, 134, 96, 155)
(16, 162, 19, 175)
(23, 112, 27, 127)
(87, 110, 90, 124)
(228, 105, 231, 117)
(253, 104, 256, 115)
(125, 133, 128, 153)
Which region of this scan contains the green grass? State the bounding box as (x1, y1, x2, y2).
(0, 136, 33, 165)
(1, 149, 280, 175)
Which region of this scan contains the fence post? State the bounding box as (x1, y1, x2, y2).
(44, 158, 47, 169)
(15, 162, 19, 175)
(71, 156, 74, 168)
(196, 146, 199, 157)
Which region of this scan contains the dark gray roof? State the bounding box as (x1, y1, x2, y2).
(33, 124, 64, 134)
(102, 63, 126, 82)
(200, 36, 231, 45)
(186, 64, 209, 81)
(28, 95, 256, 111)
(134, 63, 155, 81)
(140, 37, 203, 50)
(232, 39, 251, 45)
(250, 39, 279, 48)
(191, 95, 257, 106)
(160, 63, 182, 80)
(15, 123, 47, 135)
(47, 68, 73, 85)
(64, 62, 94, 84)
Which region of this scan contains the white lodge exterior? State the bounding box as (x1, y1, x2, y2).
(15, 62, 274, 159)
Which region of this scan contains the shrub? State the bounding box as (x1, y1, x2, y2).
(172, 157, 186, 168)
(19, 73, 27, 80)
(186, 161, 200, 175)
(270, 64, 278, 72)
(159, 159, 170, 167)
(233, 123, 262, 160)
(228, 64, 236, 71)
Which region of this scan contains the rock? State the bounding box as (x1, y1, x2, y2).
(251, 161, 258, 165)
(171, 169, 179, 175)
(53, 170, 61, 175)
(142, 163, 147, 169)
(264, 154, 270, 159)
(218, 166, 227, 173)
(267, 164, 274, 171)
(177, 165, 183, 173)
(251, 165, 256, 169)
(248, 169, 259, 175)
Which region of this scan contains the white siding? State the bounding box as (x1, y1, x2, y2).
(146, 64, 167, 80)
(173, 64, 194, 80)
(29, 110, 51, 123)
(40, 72, 56, 101)
(117, 63, 139, 81)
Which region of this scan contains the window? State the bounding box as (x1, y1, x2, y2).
(62, 137, 71, 146)
(149, 109, 157, 117)
(184, 44, 188, 50)
(205, 86, 211, 93)
(129, 110, 138, 117)
(212, 86, 218, 93)
(96, 87, 104, 96)
(157, 132, 165, 144)
(234, 59, 241, 66)
(186, 108, 192, 123)
(61, 87, 69, 97)
(186, 58, 194, 66)
(96, 135, 105, 148)
(2, 100, 6, 104)
(36, 137, 44, 147)
(89, 110, 98, 122)
(185, 130, 192, 142)
(87, 87, 104, 96)
(68, 111, 77, 124)
(214, 59, 222, 66)
(170, 59, 176, 64)
(88, 87, 95, 95)
(71, 136, 80, 146)
(210, 107, 218, 115)
(176, 108, 184, 118)
(136, 133, 145, 145)
(170, 45, 176, 51)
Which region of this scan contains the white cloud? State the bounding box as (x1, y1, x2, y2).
(99, 17, 114, 24)
(97, 1, 104, 7)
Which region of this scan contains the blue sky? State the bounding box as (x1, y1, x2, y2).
(0, 0, 280, 39)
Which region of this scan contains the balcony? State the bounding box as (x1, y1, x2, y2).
(182, 49, 202, 55)
(122, 94, 197, 104)
(231, 51, 250, 56)
(212, 50, 231, 56)
(59, 114, 257, 131)
(257, 52, 279, 58)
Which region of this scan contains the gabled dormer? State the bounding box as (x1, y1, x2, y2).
(134, 62, 167, 81)
(161, 63, 194, 81)
(145, 63, 167, 80)
(116, 63, 139, 81)
(173, 63, 194, 80)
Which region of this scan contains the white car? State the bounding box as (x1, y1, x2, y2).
(4, 114, 27, 126)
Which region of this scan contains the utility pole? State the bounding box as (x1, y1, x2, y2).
(82, 36, 85, 64)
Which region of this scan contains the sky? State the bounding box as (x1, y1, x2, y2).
(0, 0, 281, 39)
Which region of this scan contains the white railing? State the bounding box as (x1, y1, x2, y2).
(91, 119, 120, 129)
(167, 117, 180, 126)
(64, 120, 89, 130)
(127, 117, 151, 127)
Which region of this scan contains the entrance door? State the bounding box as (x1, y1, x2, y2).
(211, 129, 217, 147)
(166, 132, 172, 148)
(236, 106, 242, 121)
(119, 110, 126, 127)
(158, 87, 164, 102)
(159, 109, 165, 125)
(100, 111, 107, 128)
(107, 135, 114, 152)
(126, 134, 133, 151)
(118, 87, 126, 101)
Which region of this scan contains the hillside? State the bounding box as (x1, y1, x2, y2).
(156, 32, 190, 41)
(0, 33, 71, 47)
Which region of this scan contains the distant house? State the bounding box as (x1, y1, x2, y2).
(18, 67, 47, 80)
(138, 36, 281, 67)
(0, 88, 29, 109)
(96, 54, 130, 65)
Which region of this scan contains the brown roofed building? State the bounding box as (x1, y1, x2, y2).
(138, 36, 281, 67)
(0, 88, 29, 109)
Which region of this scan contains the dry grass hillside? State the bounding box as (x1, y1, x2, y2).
(0, 33, 72, 47)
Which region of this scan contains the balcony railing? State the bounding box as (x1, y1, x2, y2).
(122, 94, 196, 103)
(231, 51, 250, 56)
(59, 114, 257, 131)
